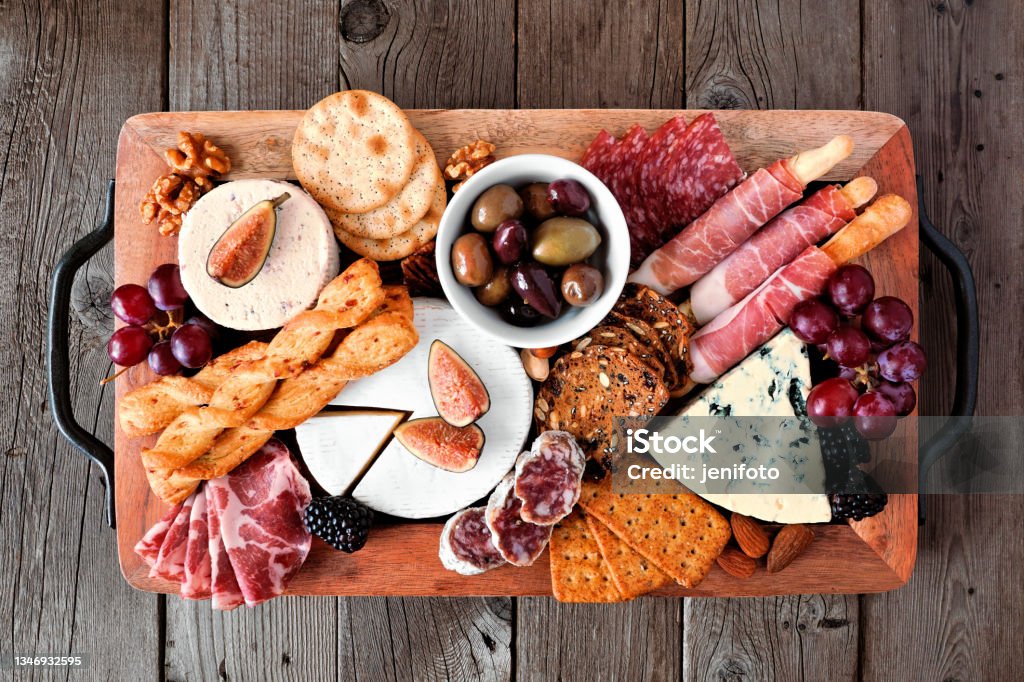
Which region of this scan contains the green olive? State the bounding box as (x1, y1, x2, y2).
(561, 263, 604, 307)
(474, 266, 512, 306)
(531, 217, 602, 267)
(471, 184, 523, 232)
(451, 233, 494, 287)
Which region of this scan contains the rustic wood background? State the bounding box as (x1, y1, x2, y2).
(2, 0, 1021, 679)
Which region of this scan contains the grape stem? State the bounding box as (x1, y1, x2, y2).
(100, 366, 130, 386)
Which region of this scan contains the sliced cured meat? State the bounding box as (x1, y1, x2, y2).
(207, 488, 244, 611)
(485, 472, 552, 567)
(149, 492, 196, 582)
(439, 507, 506, 575)
(134, 502, 183, 568)
(206, 439, 312, 608)
(181, 490, 213, 600)
(580, 129, 618, 181)
(631, 160, 804, 295)
(691, 184, 856, 324)
(689, 247, 837, 383)
(514, 431, 586, 525)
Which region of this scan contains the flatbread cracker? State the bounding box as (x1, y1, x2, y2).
(328, 131, 443, 239)
(550, 508, 623, 603)
(585, 513, 674, 599)
(333, 179, 445, 260)
(577, 477, 731, 588)
(293, 90, 417, 213)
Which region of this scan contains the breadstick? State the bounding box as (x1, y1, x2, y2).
(821, 194, 913, 264)
(838, 176, 878, 209)
(788, 135, 854, 185)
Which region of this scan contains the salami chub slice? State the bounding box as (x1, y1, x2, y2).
(439, 507, 507, 575)
(514, 430, 586, 526)
(485, 472, 553, 567)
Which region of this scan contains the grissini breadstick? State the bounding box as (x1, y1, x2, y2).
(630, 136, 855, 295)
(838, 176, 878, 208)
(821, 194, 913, 264)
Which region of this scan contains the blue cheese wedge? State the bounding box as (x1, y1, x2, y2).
(668, 329, 832, 524)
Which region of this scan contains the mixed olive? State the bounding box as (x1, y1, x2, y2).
(451, 178, 606, 326)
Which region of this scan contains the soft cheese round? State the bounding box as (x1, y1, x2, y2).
(178, 179, 339, 331)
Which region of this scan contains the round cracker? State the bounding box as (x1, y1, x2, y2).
(326, 132, 442, 239)
(333, 180, 447, 260)
(293, 90, 417, 213)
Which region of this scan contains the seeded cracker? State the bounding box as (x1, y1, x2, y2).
(536, 345, 669, 469)
(601, 311, 679, 390)
(577, 477, 731, 588)
(613, 283, 694, 385)
(585, 513, 674, 598)
(550, 508, 623, 603)
(573, 326, 666, 378)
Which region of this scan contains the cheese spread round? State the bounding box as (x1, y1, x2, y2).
(178, 179, 339, 331)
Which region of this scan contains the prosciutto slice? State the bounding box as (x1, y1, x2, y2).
(148, 492, 196, 582)
(207, 487, 245, 611)
(181, 491, 213, 600)
(689, 247, 837, 383)
(134, 502, 182, 568)
(630, 160, 805, 295)
(691, 184, 856, 324)
(206, 439, 312, 608)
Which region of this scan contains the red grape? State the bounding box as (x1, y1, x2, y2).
(111, 284, 156, 325)
(148, 341, 182, 376)
(170, 323, 212, 368)
(807, 378, 860, 427)
(863, 296, 913, 345)
(876, 380, 917, 416)
(186, 314, 220, 343)
(827, 264, 875, 315)
(107, 326, 153, 366)
(148, 264, 189, 311)
(878, 341, 927, 382)
(546, 179, 591, 216)
(790, 298, 839, 344)
(853, 391, 898, 440)
(826, 326, 872, 367)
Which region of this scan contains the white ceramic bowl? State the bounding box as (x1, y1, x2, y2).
(435, 154, 629, 348)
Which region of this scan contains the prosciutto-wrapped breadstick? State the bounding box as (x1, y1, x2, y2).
(688, 194, 912, 384)
(690, 176, 878, 324)
(629, 135, 854, 295)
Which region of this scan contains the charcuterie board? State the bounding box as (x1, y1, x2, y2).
(114, 109, 918, 597)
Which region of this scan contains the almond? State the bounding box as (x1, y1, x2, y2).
(731, 513, 770, 558)
(766, 524, 815, 574)
(717, 547, 757, 579)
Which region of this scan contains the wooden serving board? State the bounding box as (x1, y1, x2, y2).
(114, 109, 918, 597)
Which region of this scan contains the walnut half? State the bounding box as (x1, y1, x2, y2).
(444, 140, 496, 192)
(140, 131, 231, 236)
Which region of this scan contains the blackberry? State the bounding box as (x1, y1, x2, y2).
(829, 468, 888, 521)
(819, 423, 871, 487)
(305, 496, 373, 552)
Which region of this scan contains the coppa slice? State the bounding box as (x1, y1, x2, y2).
(439, 507, 507, 575)
(514, 431, 586, 526)
(485, 472, 552, 567)
(394, 417, 485, 473)
(428, 340, 490, 427)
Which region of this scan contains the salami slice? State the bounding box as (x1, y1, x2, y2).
(513, 431, 586, 525)
(439, 507, 507, 575)
(580, 129, 618, 181)
(485, 472, 552, 567)
(637, 115, 690, 233)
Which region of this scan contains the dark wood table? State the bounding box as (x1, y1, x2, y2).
(4, 1, 1021, 679)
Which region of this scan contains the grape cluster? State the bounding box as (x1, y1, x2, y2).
(107, 264, 217, 378)
(790, 264, 927, 441)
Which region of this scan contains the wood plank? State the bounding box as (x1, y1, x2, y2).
(517, 599, 681, 680)
(686, 0, 860, 110)
(338, 0, 516, 109)
(162, 2, 344, 679)
(517, 0, 684, 108)
(682, 3, 863, 680)
(861, 1, 1024, 678)
(0, 0, 163, 678)
(683, 596, 859, 681)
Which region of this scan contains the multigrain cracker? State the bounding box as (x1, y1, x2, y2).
(612, 283, 694, 385)
(585, 513, 674, 598)
(601, 310, 680, 390)
(328, 131, 443, 239)
(577, 477, 731, 588)
(549, 509, 623, 603)
(293, 90, 417, 213)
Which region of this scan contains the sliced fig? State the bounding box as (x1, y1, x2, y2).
(428, 340, 491, 427)
(394, 417, 485, 473)
(207, 192, 289, 288)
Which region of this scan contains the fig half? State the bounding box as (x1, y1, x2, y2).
(394, 417, 485, 473)
(207, 192, 289, 288)
(428, 340, 491, 427)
